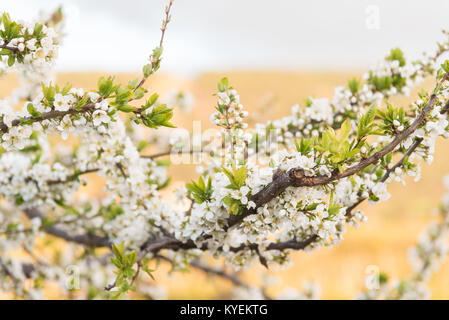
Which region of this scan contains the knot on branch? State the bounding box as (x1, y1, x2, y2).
(288, 168, 316, 187)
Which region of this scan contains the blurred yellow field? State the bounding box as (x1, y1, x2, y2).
(1, 70, 448, 299)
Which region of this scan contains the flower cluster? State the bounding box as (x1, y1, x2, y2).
(75, 118, 178, 250)
(210, 78, 248, 130)
(0, 85, 109, 150)
(7, 8, 64, 105)
(0, 152, 77, 208)
(0, 12, 59, 70)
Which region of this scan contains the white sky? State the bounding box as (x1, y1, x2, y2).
(2, 0, 449, 76)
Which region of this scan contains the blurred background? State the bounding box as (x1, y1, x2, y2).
(1, 0, 449, 299)
(3, 0, 449, 75)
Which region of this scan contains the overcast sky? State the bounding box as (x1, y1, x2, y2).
(3, 0, 449, 75)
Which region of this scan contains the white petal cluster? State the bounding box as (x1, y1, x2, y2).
(0, 23, 59, 69)
(74, 119, 181, 250)
(210, 88, 248, 129)
(0, 152, 77, 208)
(0, 88, 111, 151)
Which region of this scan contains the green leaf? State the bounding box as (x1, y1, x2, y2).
(388, 48, 405, 67)
(26, 103, 42, 118)
(142, 265, 155, 280)
(223, 196, 244, 215)
(305, 203, 319, 211)
(98, 76, 116, 98)
(128, 78, 140, 90)
(222, 166, 247, 190)
(33, 23, 43, 37)
(137, 140, 148, 152)
(134, 87, 146, 100)
(7, 54, 15, 67)
(218, 77, 229, 92)
(152, 46, 163, 59)
(149, 93, 159, 105)
(143, 64, 153, 78)
(127, 251, 137, 266)
(140, 104, 175, 129)
(294, 138, 300, 152)
(111, 242, 124, 260)
(339, 118, 351, 143)
(441, 60, 449, 74)
(233, 166, 247, 187)
(186, 176, 213, 204)
(379, 272, 389, 284)
(348, 78, 360, 94)
(346, 148, 360, 158)
(60, 83, 72, 95)
(328, 205, 341, 217)
(143, 93, 159, 110)
(117, 105, 136, 113)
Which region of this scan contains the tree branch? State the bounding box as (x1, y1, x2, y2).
(23, 208, 110, 248)
(46, 168, 99, 185)
(0, 102, 157, 133)
(228, 93, 438, 228)
(17, 90, 442, 271)
(345, 137, 425, 218)
(0, 259, 35, 279)
(0, 43, 18, 53)
(0, 104, 95, 133)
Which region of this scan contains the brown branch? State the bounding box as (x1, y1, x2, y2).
(0, 43, 18, 53)
(138, 237, 179, 259)
(133, 0, 174, 93)
(379, 137, 423, 183)
(222, 235, 319, 253)
(0, 259, 35, 279)
(142, 148, 210, 160)
(15, 90, 443, 268)
(289, 95, 436, 186)
(159, 1, 173, 48)
(227, 93, 439, 228)
(0, 103, 95, 133)
(345, 137, 425, 217)
(47, 168, 99, 185)
(0, 101, 160, 133)
(7, 71, 446, 280)
(92, 134, 426, 256)
(135, 232, 318, 257)
(227, 138, 424, 253)
(24, 207, 110, 248)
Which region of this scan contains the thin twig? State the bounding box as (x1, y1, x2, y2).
(0, 43, 18, 52)
(24, 208, 110, 248)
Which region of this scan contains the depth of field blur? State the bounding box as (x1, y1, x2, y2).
(1, 70, 449, 299)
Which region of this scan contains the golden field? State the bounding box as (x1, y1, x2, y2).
(1, 70, 449, 299)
